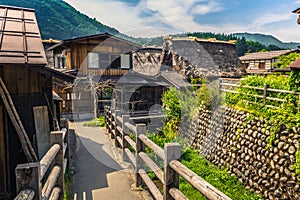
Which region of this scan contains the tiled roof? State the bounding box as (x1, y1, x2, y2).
(239, 50, 293, 61)
(0, 5, 47, 65)
(289, 58, 300, 69)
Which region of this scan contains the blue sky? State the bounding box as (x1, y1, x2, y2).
(64, 0, 300, 42)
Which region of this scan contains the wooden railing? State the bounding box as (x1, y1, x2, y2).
(220, 81, 299, 109)
(104, 106, 231, 200)
(14, 121, 70, 200)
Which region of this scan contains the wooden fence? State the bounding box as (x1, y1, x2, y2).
(14, 121, 70, 200)
(104, 106, 231, 200)
(220, 81, 299, 109)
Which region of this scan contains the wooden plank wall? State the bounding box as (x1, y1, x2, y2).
(2, 65, 43, 94)
(0, 65, 54, 198)
(71, 38, 134, 76)
(33, 106, 50, 160)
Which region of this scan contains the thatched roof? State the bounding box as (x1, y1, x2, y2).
(132, 47, 162, 76)
(163, 37, 245, 78)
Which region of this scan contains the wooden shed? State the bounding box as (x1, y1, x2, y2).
(0, 5, 66, 199)
(47, 33, 141, 119)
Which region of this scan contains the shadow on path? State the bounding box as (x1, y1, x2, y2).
(72, 137, 121, 200)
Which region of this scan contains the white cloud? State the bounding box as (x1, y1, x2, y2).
(64, 0, 224, 37)
(251, 13, 294, 28)
(63, 0, 300, 42)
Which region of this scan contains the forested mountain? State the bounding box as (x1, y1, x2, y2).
(233, 33, 300, 50)
(0, 0, 122, 39)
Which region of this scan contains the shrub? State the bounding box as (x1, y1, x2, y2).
(83, 116, 106, 127)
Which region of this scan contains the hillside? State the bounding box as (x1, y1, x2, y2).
(233, 33, 300, 49)
(0, 0, 121, 39)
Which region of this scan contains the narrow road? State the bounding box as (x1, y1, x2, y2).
(70, 122, 152, 200)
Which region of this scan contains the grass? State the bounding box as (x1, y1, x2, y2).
(180, 148, 263, 200)
(63, 170, 72, 200)
(83, 116, 106, 127)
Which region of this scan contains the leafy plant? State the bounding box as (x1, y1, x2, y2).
(272, 52, 300, 69)
(83, 116, 106, 127)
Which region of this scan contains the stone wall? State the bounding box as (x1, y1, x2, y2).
(180, 106, 300, 199)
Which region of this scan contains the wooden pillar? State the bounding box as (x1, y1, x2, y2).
(15, 162, 41, 200)
(164, 143, 181, 200)
(263, 84, 269, 105)
(122, 115, 130, 162)
(135, 124, 146, 187)
(50, 131, 64, 200)
(114, 110, 121, 147)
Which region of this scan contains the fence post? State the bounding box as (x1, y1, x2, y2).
(15, 162, 41, 200)
(60, 118, 70, 171)
(263, 84, 269, 105)
(164, 143, 181, 200)
(135, 124, 146, 187)
(109, 108, 115, 140)
(115, 110, 121, 147)
(122, 115, 130, 162)
(50, 131, 64, 200)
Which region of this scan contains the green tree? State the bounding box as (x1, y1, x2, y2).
(235, 37, 247, 56)
(272, 52, 300, 69)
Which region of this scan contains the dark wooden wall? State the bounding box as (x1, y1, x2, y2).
(0, 65, 53, 199)
(68, 38, 135, 76)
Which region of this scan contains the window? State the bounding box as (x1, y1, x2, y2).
(87, 52, 131, 69)
(87, 52, 99, 69)
(121, 54, 130, 69)
(54, 54, 66, 68)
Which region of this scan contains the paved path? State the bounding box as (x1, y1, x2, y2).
(70, 122, 152, 200)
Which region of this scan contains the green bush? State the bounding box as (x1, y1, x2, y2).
(83, 116, 106, 127)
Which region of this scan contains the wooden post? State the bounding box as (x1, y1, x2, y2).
(164, 143, 181, 200)
(50, 131, 64, 200)
(115, 110, 121, 147)
(122, 115, 130, 162)
(263, 84, 269, 105)
(135, 124, 146, 187)
(60, 119, 70, 171)
(15, 162, 41, 200)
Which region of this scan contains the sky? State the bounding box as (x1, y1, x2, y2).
(64, 0, 300, 42)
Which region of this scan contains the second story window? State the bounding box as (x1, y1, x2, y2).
(87, 52, 130, 69)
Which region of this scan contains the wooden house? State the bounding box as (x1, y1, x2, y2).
(0, 6, 72, 199)
(47, 33, 141, 119)
(239, 50, 295, 73)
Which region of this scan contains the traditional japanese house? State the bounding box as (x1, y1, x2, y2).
(0, 6, 72, 199)
(47, 33, 141, 119)
(239, 50, 296, 73)
(162, 36, 246, 80)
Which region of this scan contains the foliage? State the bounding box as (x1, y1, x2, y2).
(272, 52, 300, 69)
(195, 82, 222, 109)
(63, 170, 72, 200)
(162, 87, 198, 123)
(289, 69, 300, 91)
(180, 149, 263, 200)
(83, 116, 106, 127)
(224, 75, 300, 145)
